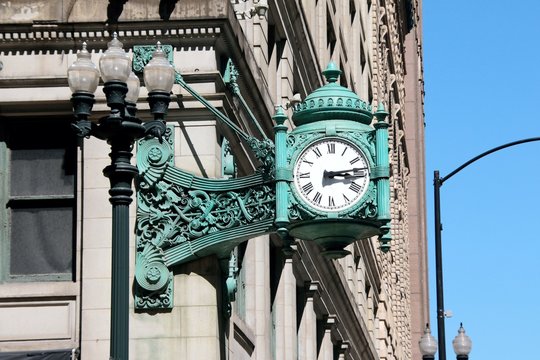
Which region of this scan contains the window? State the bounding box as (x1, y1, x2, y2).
(0, 117, 77, 281)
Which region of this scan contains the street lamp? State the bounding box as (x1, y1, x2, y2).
(433, 136, 540, 360)
(419, 323, 472, 360)
(452, 323, 472, 360)
(68, 34, 175, 360)
(419, 324, 438, 360)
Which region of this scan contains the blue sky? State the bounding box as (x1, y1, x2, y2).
(423, 1, 540, 359)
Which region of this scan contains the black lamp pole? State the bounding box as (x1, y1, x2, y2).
(71, 83, 167, 360)
(101, 82, 141, 359)
(68, 37, 173, 360)
(433, 137, 540, 360)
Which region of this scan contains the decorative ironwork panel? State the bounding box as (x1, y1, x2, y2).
(135, 128, 275, 309)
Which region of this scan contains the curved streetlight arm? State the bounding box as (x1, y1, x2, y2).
(433, 136, 540, 360)
(438, 137, 540, 186)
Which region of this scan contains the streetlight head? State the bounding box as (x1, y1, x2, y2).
(143, 42, 175, 93)
(419, 323, 438, 356)
(452, 323, 472, 356)
(67, 42, 100, 94)
(125, 71, 141, 104)
(99, 32, 131, 83)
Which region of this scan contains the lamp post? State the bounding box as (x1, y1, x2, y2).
(67, 34, 175, 360)
(452, 323, 472, 360)
(433, 136, 540, 360)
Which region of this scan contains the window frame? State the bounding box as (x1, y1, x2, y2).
(0, 117, 77, 283)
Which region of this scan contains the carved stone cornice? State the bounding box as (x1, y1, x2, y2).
(0, 20, 224, 53)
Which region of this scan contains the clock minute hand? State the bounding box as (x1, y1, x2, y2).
(324, 167, 368, 178)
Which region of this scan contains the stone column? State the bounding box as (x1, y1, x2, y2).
(273, 248, 297, 360)
(317, 315, 337, 360)
(243, 236, 272, 359)
(173, 256, 222, 359)
(298, 282, 319, 360)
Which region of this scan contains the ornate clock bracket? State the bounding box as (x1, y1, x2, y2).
(134, 127, 276, 309)
(134, 60, 392, 310)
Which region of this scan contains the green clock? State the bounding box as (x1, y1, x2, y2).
(292, 137, 370, 212)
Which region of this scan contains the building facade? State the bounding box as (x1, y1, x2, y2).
(0, 0, 428, 359)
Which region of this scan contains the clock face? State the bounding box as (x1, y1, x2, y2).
(293, 138, 370, 212)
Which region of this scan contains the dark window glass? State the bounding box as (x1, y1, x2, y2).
(2, 117, 76, 280)
(11, 148, 75, 197)
(10, 207, 73, 275)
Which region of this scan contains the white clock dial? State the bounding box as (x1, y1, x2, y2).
(293, 138, 370, 212)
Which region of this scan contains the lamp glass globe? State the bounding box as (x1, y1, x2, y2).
(143, 42, 175, 93)
(67, 42, 100, 94)
(419, 324, 438, 356)
(99, 33, 131, 83)
(452, 324, 472, 356)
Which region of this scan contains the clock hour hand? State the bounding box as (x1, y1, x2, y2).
(324, 167, 368, 179)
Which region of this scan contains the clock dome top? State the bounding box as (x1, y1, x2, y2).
(292, 62, 373, 126)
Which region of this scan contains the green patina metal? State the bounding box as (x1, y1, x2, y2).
(135, 126, 275, 308)
(223, 249, 239, 317)
(374, 104, 392, 251)
(291, 62, 373, 126)
(224, 59, 269, 140)
(220, 138, 237, 179)
(283, 64, 390, 256)
(134, 62, 391, 309)
(175, 65, 276, 178)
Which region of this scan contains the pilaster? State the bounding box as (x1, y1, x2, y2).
(272, 248, 297, 360)
(298, 281, 320, 360)
(317, 315, 337, 360)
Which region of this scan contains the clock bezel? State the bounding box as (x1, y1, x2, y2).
(290, 136, 372, 214)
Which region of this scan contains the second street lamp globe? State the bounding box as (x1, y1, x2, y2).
(452, 323, 472, 358)
(125, 71, 141, 104)
(143, 42, 175, 93)
(99, 33, 131, 83)
(67, 42, 99, 94)
(419, 324, 438, 358)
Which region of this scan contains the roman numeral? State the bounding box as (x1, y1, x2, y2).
(299, 172, 310, 178)
(349, 157, 360, 165)
(327, 143, 335, 154)
(303, 160, 314, 166)
(302, 182, 314, 194)
(343, 194, 350, 203)
(349, 182, 362, 193)
(341, 147, 348, 156)
(312, 147, 322, 158)
(313, 192, 322, 204)
(328, 196, 335, 207)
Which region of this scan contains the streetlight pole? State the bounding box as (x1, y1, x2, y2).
(68, 35, 175, 360)
(432, 136, 540, 360)
(433, 170, 446, 360)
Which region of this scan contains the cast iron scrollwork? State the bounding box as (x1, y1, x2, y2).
(135, 130, 276, 309)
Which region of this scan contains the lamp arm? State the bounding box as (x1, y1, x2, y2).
(440, 137, 540, 185)
(223, 59, 269, 140)
(175, 70, 251, 142)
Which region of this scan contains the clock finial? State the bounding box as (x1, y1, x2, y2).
(273, 105, 288, 126)
(322, 62, 341, 83)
